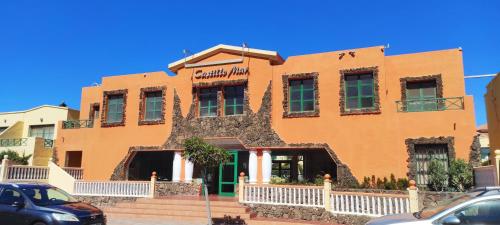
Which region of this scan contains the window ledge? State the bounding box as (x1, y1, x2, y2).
(283, 111, 320, 118)
(340, 108, 381, 116)
(101, 121, 125, 127)
(138, 119, 165, 126)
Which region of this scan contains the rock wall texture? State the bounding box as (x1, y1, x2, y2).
(75, 196, 138, 207)
(155, 181, 201, 196)
(247, 204, 371, 225)
(469, 134, 481, 167)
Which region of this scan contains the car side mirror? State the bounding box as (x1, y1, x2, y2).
(11, 201, 25, 208)
(442, 215, 461, 225)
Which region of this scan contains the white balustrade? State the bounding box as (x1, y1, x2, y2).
(62, 167, 84, 180)
(242, 184, 324, 207)
(330, 192, 410, 217)
(7, 165, 49, 181)
(73, 181, 151, 197)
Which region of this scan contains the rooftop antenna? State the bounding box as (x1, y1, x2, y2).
(241, 42, 248, 59)
(182, 49, 191, 66)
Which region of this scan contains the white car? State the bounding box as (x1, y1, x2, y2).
(366, 187, 500, 225)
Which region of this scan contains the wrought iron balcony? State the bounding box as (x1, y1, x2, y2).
(44, 139, 54, 148)
(396, 97, 464, 112)
(62, 120, 94, 129)
(0, 138, 27, 147)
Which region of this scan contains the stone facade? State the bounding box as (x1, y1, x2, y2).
(75, 196, 138, 207)
(469, 134, 481, 167)
(247, 204, 371, 225)
(101, 89, 128, 127)
(155, 181, 201, 197)
(339, 66, 381, 116)
(281, 72, 320, 118)
(138, 86, 167, 126)
(405, 136, 455, 180)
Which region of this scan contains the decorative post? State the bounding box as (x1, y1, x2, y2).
(172, 151, 182, 182)
(323, 174, 332, 212)
(249, 150, 257, 184)
(408, 180, 419, 213)
(238, 172, 245, 203)
(262, 150, 272, 184)
(0, 155, 9, 182)
(495, 150, 500, 185)
(149, 171, 157, 198)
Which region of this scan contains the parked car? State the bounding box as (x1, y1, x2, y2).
(0, 182, 106, 225)
(366, 187, 500, 225)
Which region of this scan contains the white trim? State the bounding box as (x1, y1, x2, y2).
(0, 105, 72, 115)
(168, 44, 283, 72)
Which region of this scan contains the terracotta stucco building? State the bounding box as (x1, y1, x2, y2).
(55, 44, 477, 196)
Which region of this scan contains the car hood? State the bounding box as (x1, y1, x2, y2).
(367, 213, 419, 225)
(42, 202, 101, 217)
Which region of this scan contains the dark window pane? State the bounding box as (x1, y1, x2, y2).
(302, 79, 314, 89)
(200, 108, 209, 117)
(235, 105, 243, 115)
(361, 85, 373, 96)
(345, 75, 358, 81)
(347, 98, 358, 109)
(360, 74, 373, 84)
(347, 86, 358, 97)
(225, 106, 234, 115)
(303, 90, 314, 100)
(290, 80, 301, 87)
(222, 165, 234, 182)
(361, 97, 373, 108)
(290, 102, 301, 112)
(303, 101, 314, 111)
(291, 91, 301, 101)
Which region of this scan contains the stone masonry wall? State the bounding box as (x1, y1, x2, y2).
(75, 196, 138, 207)
(155, 181, 201, 196)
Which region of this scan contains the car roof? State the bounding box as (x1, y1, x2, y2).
(0, 182, 53, 189)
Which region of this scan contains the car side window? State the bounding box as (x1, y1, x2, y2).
(0, 188, 24, 205)
(453, 199, 500, 225)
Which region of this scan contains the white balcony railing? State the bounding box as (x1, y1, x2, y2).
(242, 184, 325, 207)
(7, 165, 49, 181)
(330, 192, 410, 217)
(63, 167, 84, 180)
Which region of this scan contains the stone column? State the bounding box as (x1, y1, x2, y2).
(184, 159, 194, 183)
(262, 150, 272, 184)
(249, 150, 258, 184)
(408, 180, 419, 213)
(0, 155, 9, 182)
(172, 151, 182, 182)
(323, 174, 332, 211)
(495, 150, 500, 185)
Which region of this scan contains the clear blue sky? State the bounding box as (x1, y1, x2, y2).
(0, 1, 498, 126)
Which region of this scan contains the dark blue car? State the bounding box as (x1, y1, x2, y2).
(0, 182, 106, 225)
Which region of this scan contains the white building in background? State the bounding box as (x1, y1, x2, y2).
(477, 124, 490, 165)
(0, 105, 79, 166)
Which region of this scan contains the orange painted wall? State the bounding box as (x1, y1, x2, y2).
(486, 74, 500, 167)
(55, 45, 476, 181)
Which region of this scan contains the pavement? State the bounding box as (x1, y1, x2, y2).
(107, 217, 206, 225)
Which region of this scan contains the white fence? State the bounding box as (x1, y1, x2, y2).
(330, 192, 410, 216)
(243, 184, 324, 207)
(7, 165, 49, 181)
(63, 167, 84, 180)
(73, 181, 152, 197)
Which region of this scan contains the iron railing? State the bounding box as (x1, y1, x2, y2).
(44, 139, 54, 148)
(62, 120, 94, 129)
(396, 97, 464, 112)
(0, 138, 27, 147)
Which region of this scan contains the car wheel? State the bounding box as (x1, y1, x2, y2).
(33, 222, 47, 225)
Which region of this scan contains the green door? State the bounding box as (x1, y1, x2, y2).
(218, 151, 238, 196)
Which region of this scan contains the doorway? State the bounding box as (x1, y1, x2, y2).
(218, 150, 238, 196)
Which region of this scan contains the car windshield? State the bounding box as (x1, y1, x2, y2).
(20, 186, 79, 206)
(415, 192, 480, 219)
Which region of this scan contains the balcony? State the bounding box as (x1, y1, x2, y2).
(396, 97, 464, 112)
(0, 137, 54, 166)
(62, 120, 94, 129)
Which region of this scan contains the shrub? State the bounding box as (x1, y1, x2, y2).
(376, 177, 384, 189)
(449, 159, 473, 192)
(384, 174, 398, 190)
(0, 150, 31, 165)
(396, 178, 409, 190)
(314, 174, 324, 186)
(270, 176, 287, 184)
(361, 176, 371, 188)
(428, 159, 448, 191)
